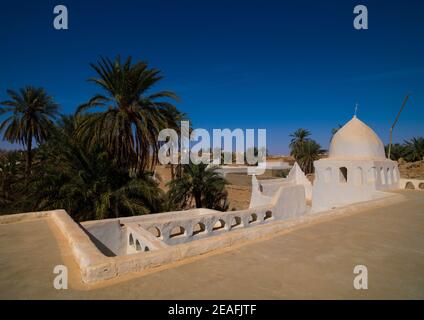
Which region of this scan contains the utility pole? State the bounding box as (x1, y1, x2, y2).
(388, 94, 410, 159)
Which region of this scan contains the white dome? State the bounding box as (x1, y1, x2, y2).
(329, 116, 386, 160)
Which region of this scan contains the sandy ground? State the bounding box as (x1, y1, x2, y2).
(0, 190, 423, 299)
(226, 185, 251, 211)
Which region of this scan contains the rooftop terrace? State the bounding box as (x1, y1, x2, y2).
(0, 190, 423, 299)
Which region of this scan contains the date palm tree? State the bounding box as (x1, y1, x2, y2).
(29, 115, 165, 221)
(75, 56, 180, 173)
(403, 137, 424, 162)
(0, 87, 59, 180)
(385, 143, 407, 161)
(296, 139, 323, 174)
(167, 163, 229, 211)
(289, 128, 311, 158)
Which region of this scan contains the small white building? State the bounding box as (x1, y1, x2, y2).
(312, 115, 400, 212)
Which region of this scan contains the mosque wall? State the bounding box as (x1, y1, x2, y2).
(312, 159, 400, 212)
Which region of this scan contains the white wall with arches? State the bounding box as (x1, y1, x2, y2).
(312, 159, 400, 212)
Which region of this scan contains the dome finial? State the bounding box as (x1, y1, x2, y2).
(354, 102, 359, 118)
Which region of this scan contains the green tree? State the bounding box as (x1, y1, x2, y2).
(289, 128, 311, 158)
(167, 163, 229, 211)
(295, 140, 322, 174)
(403, 137, 424, 162)
(0, 87, 59, 180)
(385, 143, 407, 161)
(75, 56, 181, 173)
(29, 115, 165, 221)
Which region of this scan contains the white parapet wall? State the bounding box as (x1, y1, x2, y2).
(88, 182, 306, 253)
(215, 162, 292, 177)
(0, 179, 308, 283)
(399, 178, 424, 190)
(0, 189, 406, 284)
(249, 162, 312, 209)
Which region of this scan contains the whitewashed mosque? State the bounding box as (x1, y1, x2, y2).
(1, 115, 420, 283)
(312, 115, 400, 211)
(250, 115, 400, 212)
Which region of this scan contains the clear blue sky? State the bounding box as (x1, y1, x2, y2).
(0, 0, 423, 154)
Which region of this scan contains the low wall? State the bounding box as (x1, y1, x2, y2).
(216, 163, 291, 178)
(400, 178, 424, 190)
(135, 205, 274, 246)
(0, 190, 406, 284)
(0, 181, 306, 283)
(82, 220, 127, 256)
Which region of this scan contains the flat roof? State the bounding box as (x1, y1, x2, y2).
(1, 190, 423, 299)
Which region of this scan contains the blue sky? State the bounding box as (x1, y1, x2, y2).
(0, 0, 423, 154)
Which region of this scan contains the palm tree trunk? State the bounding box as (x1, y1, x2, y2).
(194, 192, 202, 208)
(26, 136, 32, 182)
(170, 164, 175, 179)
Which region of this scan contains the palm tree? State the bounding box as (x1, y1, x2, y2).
(289, 128, 311, 157)
(403, 137, 424, 162)
(385, 143, 406, 161)
(0, 87, 59, 180)
(75, 56, 181, 173)
(167, 163, 229, 211)
(160, 106, 189, 180)
(29, 115, 165, 221)
(296, 140, 322, 174)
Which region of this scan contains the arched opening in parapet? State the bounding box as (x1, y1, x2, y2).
(192, 222, 206, 236)
(339, 167, 348, 183)
(249, 213, 258, 224)
(230, 216, 242, 229)
(135, 240, 141, 251)
(264, 211, 273, 221)
(144, 246, 150, 252)
(169, 226, 186, 238)
(212, 219, 226, 231)
(129, 233, 134, 246)
(419, 183, 424, 190)
(147, 226, 161, 238)
(405, 181, 415, 189)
